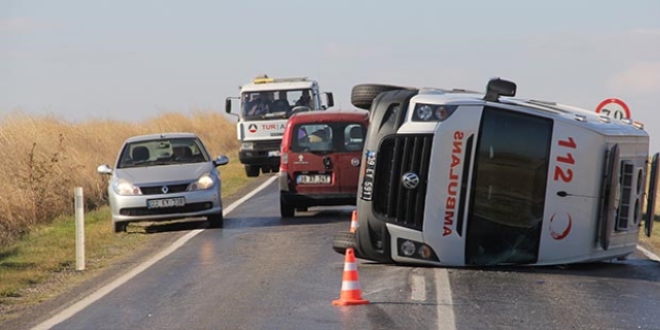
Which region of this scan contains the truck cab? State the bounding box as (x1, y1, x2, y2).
(226, 75, 334, 177)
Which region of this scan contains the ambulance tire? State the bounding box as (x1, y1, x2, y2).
(245, 165, 260, 177)
(351, 83, 412, 110)
(332, 230, 357, 255)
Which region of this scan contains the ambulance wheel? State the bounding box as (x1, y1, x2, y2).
(351, 83, 412, 110)
(332, 230, 357, 255)
(245, 165, 260, 177)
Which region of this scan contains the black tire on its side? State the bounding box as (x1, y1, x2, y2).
(114, 221, 127, 233)
(207, 212, 224, 228)
(245, 165, 260, 177)
(332, 230, 357, 255)
(351, 83, 411, 110)
(280, 197, 295, 218)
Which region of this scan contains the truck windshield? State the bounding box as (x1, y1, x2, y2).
(241, 89, 313, 119)
(465, 107, 553, 266)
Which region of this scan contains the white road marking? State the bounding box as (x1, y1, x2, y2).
(434, 269, 456, 330)
(636, 245, 660, 262)
(411, 273, 426, 301)
(31, 176, 278, 330)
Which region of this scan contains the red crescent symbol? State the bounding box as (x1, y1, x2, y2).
(550, 212, 572, 240)
(595, 98, 631, 119)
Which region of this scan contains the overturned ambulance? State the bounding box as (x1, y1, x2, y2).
(334, 78, 658, 267)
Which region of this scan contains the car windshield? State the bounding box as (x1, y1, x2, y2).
(117, 137, 210, 168)
(290, 122, 366, 153)
(241, 89, 314, 119)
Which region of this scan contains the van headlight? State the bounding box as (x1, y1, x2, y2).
(113, 179, 142, 196)
(188, 173, 215, 191)
(412, 104, 458, 122)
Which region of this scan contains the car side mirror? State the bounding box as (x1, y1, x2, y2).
(97, 164, 113, 175)
(214, 155, 229, 167)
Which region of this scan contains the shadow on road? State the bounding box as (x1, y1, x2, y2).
(225, 208, 353, 229)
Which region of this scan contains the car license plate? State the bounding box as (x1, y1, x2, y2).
(297, 174, 331, 184)
(268, 150, 281, 157)
(147, 197, 185, 209)
(360, 151, 377, 201)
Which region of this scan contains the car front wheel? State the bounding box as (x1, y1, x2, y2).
(207, 212, 224, 228)
(114, 221, 128, 233)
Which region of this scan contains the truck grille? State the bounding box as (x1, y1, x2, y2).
(254, 140, 281, 151)
(373, 134, 433, 230)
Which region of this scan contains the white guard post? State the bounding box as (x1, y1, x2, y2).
(75, 187, 85, 271)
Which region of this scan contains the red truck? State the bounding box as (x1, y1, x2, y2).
(278, 109, 370, 217)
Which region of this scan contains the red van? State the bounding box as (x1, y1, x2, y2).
(279, 109, 369, 217)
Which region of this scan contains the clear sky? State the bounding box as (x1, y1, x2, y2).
(2, 1, 660, 149)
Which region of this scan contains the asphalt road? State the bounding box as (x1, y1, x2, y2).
(30, 176, 660, 330)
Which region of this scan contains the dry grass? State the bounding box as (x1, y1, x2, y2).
(0, 109, 239, 246)
(0, 109, 248, 321)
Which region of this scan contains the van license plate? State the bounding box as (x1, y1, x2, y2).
(298, 174, 331, 184)
(147, 197, 185, 209)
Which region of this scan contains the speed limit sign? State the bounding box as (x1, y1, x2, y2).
(595, 98, 631, 120)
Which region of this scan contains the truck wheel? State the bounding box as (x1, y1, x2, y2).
(261, 166, 272, 174)
(332, 230, 357, 255)
(245, 165, 260, 177)
(280, 198, 295, 218)
(351, 84, 411, 110)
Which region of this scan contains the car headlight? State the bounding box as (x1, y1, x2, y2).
(188, 173, 215, 191)
(412, 103, 458, 122)
(112, 179, 142, 196)
(242, 142, 254, 150)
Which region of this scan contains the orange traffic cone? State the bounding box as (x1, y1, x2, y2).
(332, 248, 369, 306)
(350, 210, 358, 233)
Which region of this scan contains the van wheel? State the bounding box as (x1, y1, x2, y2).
(207, 212, 224, 228)
(114, 222, 127, 233)
(332, 231, 357, 255)
(351, 84, 412, 110)
(245, 165, 260, 177)
(280, 198, 295, 218)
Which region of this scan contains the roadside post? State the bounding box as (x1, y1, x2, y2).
(75, 187, 85, 271)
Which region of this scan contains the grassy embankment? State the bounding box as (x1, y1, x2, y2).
(0, 110, 245, 320)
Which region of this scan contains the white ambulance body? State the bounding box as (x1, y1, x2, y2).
(226, 75, 334, 177)
(345, 78, 658, 267)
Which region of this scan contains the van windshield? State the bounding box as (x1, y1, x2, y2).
(291, 122, 366, 153)
(465, 107, 553, 265)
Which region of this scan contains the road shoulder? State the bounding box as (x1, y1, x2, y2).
(0, 173, 276, 330)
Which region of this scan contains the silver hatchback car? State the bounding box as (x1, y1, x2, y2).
(97, 132, 229, 232)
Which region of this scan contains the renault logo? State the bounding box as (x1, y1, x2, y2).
(401, 172, 420, 190)
(161, 185, 169, 194)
